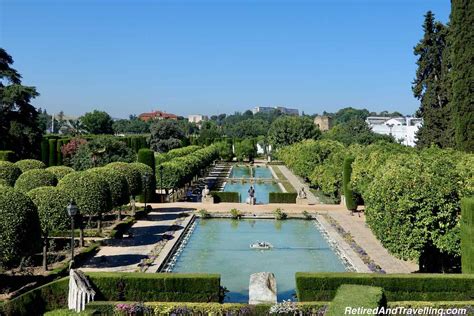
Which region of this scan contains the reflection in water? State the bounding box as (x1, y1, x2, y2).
(172, 219, 347, 302)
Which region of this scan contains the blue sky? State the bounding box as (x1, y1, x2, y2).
(1, 0, 450, 118)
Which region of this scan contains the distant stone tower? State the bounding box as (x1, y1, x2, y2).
(314, 115, 333, 131)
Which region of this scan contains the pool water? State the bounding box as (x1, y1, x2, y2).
(225, 166, 281, 204)
(172, 219, 347, 302)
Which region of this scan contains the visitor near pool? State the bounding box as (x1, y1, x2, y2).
(247, 185, 256, 205)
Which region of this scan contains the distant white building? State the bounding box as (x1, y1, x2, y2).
(252, 106, 299, 115)
(366, 116, 423, 147)
(187, 114, 208, 124)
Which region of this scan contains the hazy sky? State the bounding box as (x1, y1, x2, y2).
(1, 0, 450, 118)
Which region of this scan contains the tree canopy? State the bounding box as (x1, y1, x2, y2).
(268, 116, 320, 148)
(80, 110, 114, 134)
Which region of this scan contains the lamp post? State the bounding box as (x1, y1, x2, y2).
(67, 200, 79, 269)
(142, 172, 149, 209)
(387, 123, 394, 137)
(159, 165, 164, 203)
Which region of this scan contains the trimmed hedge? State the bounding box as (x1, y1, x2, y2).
(46, 166, 75, 180)
(48, 139, 57, 166)
(295, 272, 474, 302)
(14, 169, 58, 193)
(327, 285, 386, 316)
(210, 191, 240, 203)
(0, 161, 22, 186)
(87, 272, 221, 302)
(106, 162, 142, 197)
(14, 159, 46, 172)
(0, 150, 15, 162)
(0, 186, 42, 268)
(461, 197, 474, 273)
(41, 138, 49, 164)
(87, 167, 129, 208)
(1, 277, 69, 315)
(58, 171, 112, 217)
(269, 192, 297, 204)
(343, 157, 357, 211)
(154, 145, 201, 165)
(129, 162, 155, 203)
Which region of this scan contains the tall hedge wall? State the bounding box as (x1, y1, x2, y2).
(295, 272, 474, 302)
(210, 191, 240, 203)
(461, 197, 474, 274)
(48, 139, 57, 167)
(0, 150, 15, 162)
(269, 192, 297, 204)
(343, 157, 357, 211)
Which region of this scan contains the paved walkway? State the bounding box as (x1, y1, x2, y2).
(274, 165, 321, 204)
(327, 211, 418, 273)
(80, 209, 192, 272)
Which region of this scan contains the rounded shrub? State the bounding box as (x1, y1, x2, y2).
(58, 171, 112, 217)
(27, 186, 70, 235)
(14, 169, 58, 193)
(86, 167, 129, 208)
(130, 162, 155, 202)
(46, 166, 75, 180)
(0, 179, 11, 187)
(106, 162, 141, 197)
(0, 186, 41, 268)
(0, 161, 22, 186)
(14, 159, 47, 173)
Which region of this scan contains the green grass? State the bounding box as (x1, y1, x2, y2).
(310, 188, 340, 204)
(270, 166, 296, 193)
(327, 285, 386, 316)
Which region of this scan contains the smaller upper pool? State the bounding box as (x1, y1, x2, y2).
(230, 165, 273, 179)
(225, 165, 281, 204)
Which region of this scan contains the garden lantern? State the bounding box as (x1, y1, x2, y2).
(66, 200, 79, 269)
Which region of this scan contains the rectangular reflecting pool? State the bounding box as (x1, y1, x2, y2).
(171, 219, 348, 302)
(225, 165, 281, 204)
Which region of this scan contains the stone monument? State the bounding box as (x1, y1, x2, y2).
(296, 187, 309, 205)
(201, 185, 214, 204)
(249, 272, 277, 305)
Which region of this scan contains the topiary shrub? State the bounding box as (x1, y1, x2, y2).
(106, 162, 142, 197)
(46, 166, 75, 180)
(0, 161, 22, 186)
(0, 179, 11, 187)
(14, 159, 47, 172)
(461, 197, 474, 274)
(14, 169, 58, 193)
(129, 162, 155, 203)
(0, 186, 41, 268)
(343, 157, 357, 211)
(58, 171, 112, 232)
(48, 139, 57, 166)
(27, 187, 70, 270)
(86, 167, 129, 208)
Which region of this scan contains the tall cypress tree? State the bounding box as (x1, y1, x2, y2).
(0, 48, 42, 158)
(450, 0, 474, 152)
(413, 11, 453, 148)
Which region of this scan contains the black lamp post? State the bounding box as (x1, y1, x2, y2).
(67, 200, 79, 269)
(142, 172, 149, 209)
(159, 165, 164, 202)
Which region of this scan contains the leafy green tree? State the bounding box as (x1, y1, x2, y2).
(80, 110, 114, 134)
(412, 11, 453, 148)
(215, 141, 233, 161)
(450, 1, 474, 152)
(234, 139, 256, 161)
(70, 136, 135, 170)
(268, 116, 320, 148)
(198, 121, 222, 145)
(27, 187, 70, 270)
(150, 120, 185, 152)
(112, 115, 151, 134)
(323, 117, 393, 146)
(326, 107, 370, 125)
(0, 48, 42, 158)
(224, 119, 269, 138)
(0, 186, 41, 268)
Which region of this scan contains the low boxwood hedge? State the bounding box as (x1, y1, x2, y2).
(88, 272, 221, 302)
(0, 150, 15, 162)
(327, 285, 386, 316)
(269, 192, 297, 203)
(295, 272, 474, 302)
(210, 191, 240, 203)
